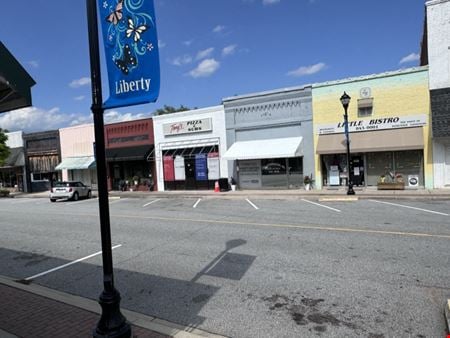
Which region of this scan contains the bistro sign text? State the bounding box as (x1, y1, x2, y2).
(317, 114, 427, 135)
(163, 118, 212, 136)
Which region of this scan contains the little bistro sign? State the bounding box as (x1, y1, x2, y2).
(316, 114, 427, 135)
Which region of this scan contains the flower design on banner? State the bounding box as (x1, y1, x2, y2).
(104, 0, 156, 76)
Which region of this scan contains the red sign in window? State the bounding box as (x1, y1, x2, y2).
(163, 156, 175, 182)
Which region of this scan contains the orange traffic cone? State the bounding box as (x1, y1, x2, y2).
(214, 181, 220, 192)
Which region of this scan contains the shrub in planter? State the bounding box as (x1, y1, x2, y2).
(0, 189, 10, 197)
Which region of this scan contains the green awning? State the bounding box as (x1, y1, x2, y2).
(0, 42, 36, 113)
(55, 156, 96, 170)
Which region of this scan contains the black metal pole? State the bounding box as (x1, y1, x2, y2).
(86, 0, 131, 336)
(343, 106, 355, 195)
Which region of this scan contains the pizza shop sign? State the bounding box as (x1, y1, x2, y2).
(316, 114, 427, 135)
(163, 118, 212, 136)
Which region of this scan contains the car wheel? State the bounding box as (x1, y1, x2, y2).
(87, 190, 92, 199)
(50, 199, 56, 203)
(72, 192, 79, 201)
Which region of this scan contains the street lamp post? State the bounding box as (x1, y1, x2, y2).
(86, 0, 131, 337)
(340, 92, 355, 195)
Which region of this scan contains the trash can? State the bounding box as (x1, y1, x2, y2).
(218, 178, 230, 191)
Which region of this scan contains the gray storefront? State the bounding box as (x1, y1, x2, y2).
(223, 86, 314, 189)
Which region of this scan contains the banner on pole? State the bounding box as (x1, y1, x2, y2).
(98, 0, 160, 109)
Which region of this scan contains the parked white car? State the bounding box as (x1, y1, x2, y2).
(49, 181, 92, 202)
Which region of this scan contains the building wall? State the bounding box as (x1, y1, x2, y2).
(60, 124, 95, 158)
(104, 118, 155, 191)
(224, 86, 314, 184)
(312, 67, 433, 189)
(152, 105, 228, 191)
(105, 118, 154, 149)
(23, 130, 61, 192)
(426, 0, 450, 187)
(59, 123, 95, 182)
(426, 0, 450, 90)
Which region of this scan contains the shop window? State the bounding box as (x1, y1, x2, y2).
(366, 152, 393, 186)
(366, 150, 424, 187)
(261, 158, 287, 188)
(394, 150, 424, 187)
(357, 98, 373, 118)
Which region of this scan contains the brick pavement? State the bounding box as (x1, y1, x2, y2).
(0, 283, 168, 338)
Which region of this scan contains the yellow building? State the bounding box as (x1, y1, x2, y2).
(312, 66, 432, 189)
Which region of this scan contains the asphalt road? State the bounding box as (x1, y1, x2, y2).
(0, 195, 449, 337)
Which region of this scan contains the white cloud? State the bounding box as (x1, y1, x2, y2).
(287, 62, 327, 77)
(69, 77, 91, 88)
(196, 47, 214, 60)
(158, 40, 166, 49)
(263, 0, 281, 5)
(74, 95, 85, 101)
(27, 61, 39, 68)
(183, 39, 194, 46)
(170, 55, 193, 66)
(0, 107, 90, 132)
(399, 52, 420, 65)
(104, 110, 148, 124)
(0, 105, 151, 132)
(188, 59, 220, 78)
(222, 44, 237, 57)
(213, 25, 226, 33)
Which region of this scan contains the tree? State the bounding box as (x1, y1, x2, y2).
(0, 128, 10, 167)
(154, 105, 191, 116)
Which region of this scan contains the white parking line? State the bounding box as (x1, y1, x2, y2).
(193, 198, 202, 208)
(301, 199, 341, 213)
(24, 244, 122, 281)
(143, 199, 161, 207)
(369, 199, 449, 216)
(246, 198, 259, 210)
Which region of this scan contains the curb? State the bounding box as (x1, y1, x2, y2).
(0, 275, 226, 338)
(8, 191, 450, 201)
(318, 197, 359, 202)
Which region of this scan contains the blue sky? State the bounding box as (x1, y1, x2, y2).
(0, 0, 426, 132)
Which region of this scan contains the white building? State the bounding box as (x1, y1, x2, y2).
(55, 124, 97, 188)
(424, 0, 450, 188)
(152, 106, 229, 191)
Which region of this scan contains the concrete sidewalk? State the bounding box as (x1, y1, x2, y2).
(0, 276, 225, 338)
(9, 187, 450, 200)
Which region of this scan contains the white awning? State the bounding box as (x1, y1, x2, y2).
(55, 156, 96, 170)
(223, 137, 303, 160)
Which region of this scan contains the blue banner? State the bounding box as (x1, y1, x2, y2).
(98, 0, 160, 109)
(195, 154, 208, 181)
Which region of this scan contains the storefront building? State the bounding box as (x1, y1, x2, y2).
(222, 86, 314, 189)
(422, 0, 450, 188)
(23, 130, 61, 192)
(105, 118, 156, 191)
(152, 106, 228, 191)
(313, 67, 433, 189)
(55, 124, 97, 188)
(0, 131, 26, 191)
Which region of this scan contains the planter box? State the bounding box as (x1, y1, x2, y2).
(377, 182, 405, 190)
(0, 190, 10, 197)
